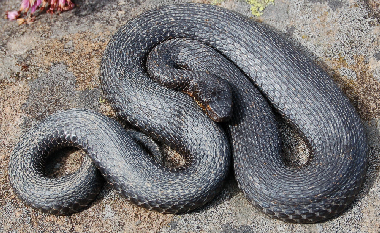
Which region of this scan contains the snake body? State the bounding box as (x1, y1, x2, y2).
(9, 3, 368, 223)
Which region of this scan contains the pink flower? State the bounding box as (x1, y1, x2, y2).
(47, 0, 74, 13)
(19, 0, 30, 12)
(19, 0, 42, 14)
(30, 0, 42, 14)
(58, 0, 65, 8)
(6, 10, 21, 20)
(19, 0, 75, 14)
(6, 0, 75, 24)
(49, 0, 57, 11)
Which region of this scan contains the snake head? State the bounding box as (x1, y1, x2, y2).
(189, 74, 233, 122)
(146, 38, 233, 122)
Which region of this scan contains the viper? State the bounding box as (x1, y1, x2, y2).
(9, 3, 368, 223)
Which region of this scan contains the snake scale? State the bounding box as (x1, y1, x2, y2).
(9, 3, 368, 223)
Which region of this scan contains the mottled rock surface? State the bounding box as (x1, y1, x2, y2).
(1, 0, 379, 232)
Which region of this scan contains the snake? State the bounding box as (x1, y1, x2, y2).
(8, 3, 368, 223)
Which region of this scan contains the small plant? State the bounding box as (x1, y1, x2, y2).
(213, 0, 274, 17)
(246, 0, 274, 16)
(6, 0, 75, 24)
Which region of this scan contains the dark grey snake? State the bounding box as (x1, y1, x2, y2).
(8, 3, 368, 223)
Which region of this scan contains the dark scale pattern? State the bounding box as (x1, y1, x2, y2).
(9, 110, 105, 215)
(9, 3, 368, 224)
(147, 39, 233, 122)
(100, 3, 368, 223)
(9, 108, 230, 214)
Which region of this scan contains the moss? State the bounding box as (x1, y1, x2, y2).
(212, 0, 274, 16)
(246, 0, 274, 16)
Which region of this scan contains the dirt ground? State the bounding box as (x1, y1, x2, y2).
(1, 0, 380, 232)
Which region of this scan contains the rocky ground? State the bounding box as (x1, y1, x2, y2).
(0, 0, 379, 232)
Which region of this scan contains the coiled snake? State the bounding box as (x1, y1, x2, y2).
(9, 3, 368, 223)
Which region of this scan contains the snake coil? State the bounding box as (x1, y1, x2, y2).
(9, 3, 368, 223)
